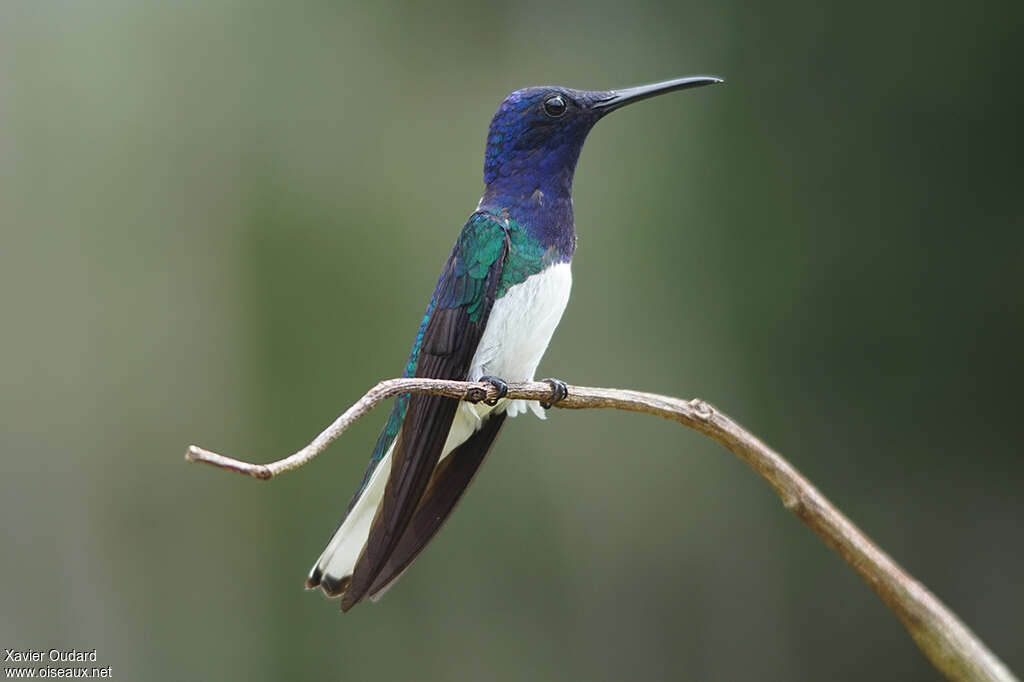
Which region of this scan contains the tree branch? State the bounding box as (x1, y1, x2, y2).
(185, 378, 1017, 682)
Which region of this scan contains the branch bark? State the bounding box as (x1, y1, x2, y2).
(185, 378, 1017, 682)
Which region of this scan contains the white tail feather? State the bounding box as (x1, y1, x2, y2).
(308, 400, 522, 596)
(309, 441, 394, 587)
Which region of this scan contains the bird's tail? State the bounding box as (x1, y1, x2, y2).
(306, 401, 505, 607)
(306, 442, 394, 596)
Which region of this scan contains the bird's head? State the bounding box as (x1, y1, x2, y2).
(481, 76, 722, 203)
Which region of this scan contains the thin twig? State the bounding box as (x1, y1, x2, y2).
(185, 378, 1017, 682)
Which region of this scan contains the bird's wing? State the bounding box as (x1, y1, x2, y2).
(366, 410, 507, 600)
(341, 211, 510, 610)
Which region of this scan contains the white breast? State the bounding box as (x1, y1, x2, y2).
(468, 261, 572, 418)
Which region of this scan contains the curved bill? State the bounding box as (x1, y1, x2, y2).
(593, 75, 723, 114)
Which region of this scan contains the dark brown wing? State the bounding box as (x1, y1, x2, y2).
(340, 213, 509, 611)
(366, 411, 507, 599)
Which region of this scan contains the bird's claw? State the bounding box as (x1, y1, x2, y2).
(479, 375, 509, 406)
(540, 378, 568, 409)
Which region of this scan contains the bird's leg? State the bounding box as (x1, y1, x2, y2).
(478, 375, 509, 406)
(540, 378, 569, 409)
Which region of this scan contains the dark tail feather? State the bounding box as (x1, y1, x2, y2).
(364, 412, 507, 602)
(341, 392, 461, 611)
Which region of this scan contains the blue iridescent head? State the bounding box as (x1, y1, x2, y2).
(481, 76, 723, 205)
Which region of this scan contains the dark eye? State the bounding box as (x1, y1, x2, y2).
(543, 94, 567, 117)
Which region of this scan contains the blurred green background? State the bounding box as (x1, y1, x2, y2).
(2, 0, 1021, 679)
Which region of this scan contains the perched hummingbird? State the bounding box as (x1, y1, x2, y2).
(307, 75, 722, 611)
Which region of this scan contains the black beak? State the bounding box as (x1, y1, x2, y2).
(593, 75, 723, 114)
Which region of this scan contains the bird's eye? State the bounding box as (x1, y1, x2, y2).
(543, 95, 567, 118)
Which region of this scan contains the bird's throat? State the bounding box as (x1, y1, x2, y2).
(479, 173, 576, 259)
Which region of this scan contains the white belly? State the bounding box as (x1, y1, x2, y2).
(441, 260, 572, 457)
(469, 261, 572, 413)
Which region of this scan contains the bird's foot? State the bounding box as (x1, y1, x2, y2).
(478, 375, 509, 406)
(540, 378, 568, 409)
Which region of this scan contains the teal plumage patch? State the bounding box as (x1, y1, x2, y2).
(438, 212, 560, 320)
(497, 218, 558, 298)
(436, 212, 508, 322)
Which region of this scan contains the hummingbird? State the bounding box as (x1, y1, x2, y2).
(306, 75, 722, 611)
